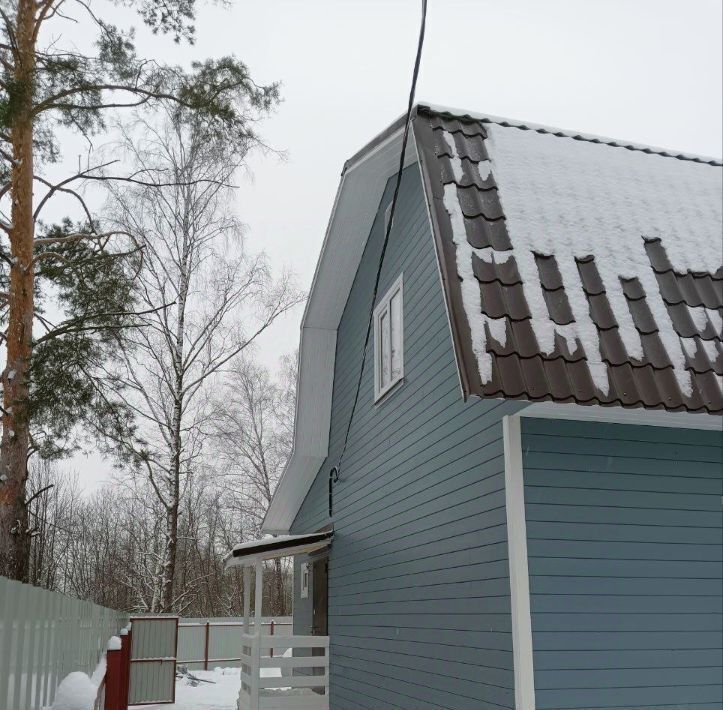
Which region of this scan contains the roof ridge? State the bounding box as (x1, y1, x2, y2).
(417, 103, 723, 167)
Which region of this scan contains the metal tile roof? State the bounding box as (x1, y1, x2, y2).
(414, 106, 723, 413)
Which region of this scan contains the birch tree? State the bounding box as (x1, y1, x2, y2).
(104, 112, 301, 612)
(0, 0, 279, 580)
(213, 356, 296, 615)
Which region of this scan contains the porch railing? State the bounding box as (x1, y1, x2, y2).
(238, 632, 329, 710)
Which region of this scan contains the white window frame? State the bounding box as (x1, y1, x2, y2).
(300, 562, 309, 599)
(373, 273, 404, 402)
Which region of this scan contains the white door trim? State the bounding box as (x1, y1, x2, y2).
(503, 413, 536, 710)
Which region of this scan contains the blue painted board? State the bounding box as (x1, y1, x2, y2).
(522, 417, 723, 710)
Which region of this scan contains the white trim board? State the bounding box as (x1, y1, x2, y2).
(521, 402, 723, 431)
(503, 414, 536, 710)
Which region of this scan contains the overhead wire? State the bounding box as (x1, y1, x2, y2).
(331, 0, 428, 502)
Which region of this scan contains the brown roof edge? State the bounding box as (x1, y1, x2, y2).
(412, 110, 481, 401)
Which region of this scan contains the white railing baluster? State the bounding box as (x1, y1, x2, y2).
(250, 632, 260, 709)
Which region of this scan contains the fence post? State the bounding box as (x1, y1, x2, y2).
(120, 626, 131, 710)
(105, 641, 122, 710)
(270, 620, 274, 658)
(204, 622, 210, 671)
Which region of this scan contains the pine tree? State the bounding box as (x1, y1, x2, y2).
(0, 0, 279, 580)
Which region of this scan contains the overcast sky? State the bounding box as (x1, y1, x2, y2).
(69, 0, 722, 489)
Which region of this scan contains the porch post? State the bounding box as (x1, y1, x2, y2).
(241, 564, 253, 709)
(254, 559, 263, 632)
(243, 565, 251, 634)
(249, 559, 263, 709)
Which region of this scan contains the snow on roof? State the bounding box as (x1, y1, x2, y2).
(414, 106, 723, 413)
(224, 531, 332, 568)
(419, 102, 722, 166)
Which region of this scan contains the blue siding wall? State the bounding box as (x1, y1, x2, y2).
(522, 417, 723, 710)
(291, 165, 524, 709)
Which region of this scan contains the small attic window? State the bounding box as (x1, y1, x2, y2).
(374, 274, 404, 401)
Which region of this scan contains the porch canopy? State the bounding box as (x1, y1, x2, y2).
(224, 531, 333, 641)
(224, 532, 333, 707)
(224, 531, 332, 570)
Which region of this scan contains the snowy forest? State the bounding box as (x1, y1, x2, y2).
(0, 0, 302, 615)
(24, 354, 298, 617)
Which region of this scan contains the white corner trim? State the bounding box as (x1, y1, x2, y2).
(503, 414, 536, 710)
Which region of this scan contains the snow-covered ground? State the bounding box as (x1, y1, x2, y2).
(130, 668, 241, 710)
(50, 655, 286, 709)
(129, 665, 291, 710)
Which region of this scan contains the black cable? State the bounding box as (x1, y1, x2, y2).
(334, 0, 428, 482)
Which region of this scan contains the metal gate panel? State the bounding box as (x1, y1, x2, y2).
(128, 616, 178, 705)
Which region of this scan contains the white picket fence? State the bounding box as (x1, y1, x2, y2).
(0, 577, 129, 710)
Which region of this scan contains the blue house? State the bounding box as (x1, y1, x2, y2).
(228, 105, 723, 710)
